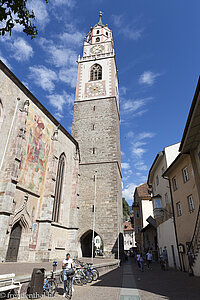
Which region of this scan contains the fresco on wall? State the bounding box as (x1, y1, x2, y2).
(29, 222, 39, 249)
(18, 105, 52, 195)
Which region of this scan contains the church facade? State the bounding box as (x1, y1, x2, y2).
(0, 61, 80, 262)
(72, 13, 123, 258)
(0, 13, 123, 262)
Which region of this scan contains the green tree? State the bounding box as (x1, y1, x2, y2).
(0, 0, 48, 39)
(122, 197, 130, 221)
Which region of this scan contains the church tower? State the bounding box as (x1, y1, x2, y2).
(72, 12, 123, 257)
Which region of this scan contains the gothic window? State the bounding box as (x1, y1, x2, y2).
(90, 64, 102, 81)
(52, 153, 65, 222)
(97, 30, 99, 34)
(106, 32, 108, 36)
(96, 37, 100, 42)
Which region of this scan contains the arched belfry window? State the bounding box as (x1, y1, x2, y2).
(52, 153, 65, 222)
(90, 64, 102, 81)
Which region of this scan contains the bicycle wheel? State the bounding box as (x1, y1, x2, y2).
(92, 268, 99, 279)
(48, 279, 57, 297)
(92, 269, 99, 281)
(74, 270, 84, 286)
(83, 270, 92, 283)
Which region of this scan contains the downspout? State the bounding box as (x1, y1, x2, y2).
(164, 175, 182, 271)
(0, 97, 20, 172)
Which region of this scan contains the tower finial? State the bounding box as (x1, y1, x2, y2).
(98, 11, 103, 25)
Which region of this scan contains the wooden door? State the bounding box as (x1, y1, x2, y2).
(6, 223, 22, 262)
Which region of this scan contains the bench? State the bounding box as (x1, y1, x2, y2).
(0, 273, 22, 299)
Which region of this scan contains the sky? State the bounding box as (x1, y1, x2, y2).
(1, 0, 200, 205)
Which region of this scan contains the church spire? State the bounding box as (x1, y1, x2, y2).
(96, 11, 104, 26)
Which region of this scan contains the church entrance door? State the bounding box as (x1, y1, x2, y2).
(6, 223, 22, 262)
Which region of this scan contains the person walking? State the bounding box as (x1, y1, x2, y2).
(62, 253, 74, 298)
(146, 250, 152, 269)
(139, 254, 144, 272)
(162, 248, 168, 271)
(136, 253, 141, 269)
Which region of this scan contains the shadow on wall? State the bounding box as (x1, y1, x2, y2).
(111, 232, 124, 259)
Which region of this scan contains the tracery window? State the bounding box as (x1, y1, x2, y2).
(52, 153, 65, 222)
(90, 64, 102, 81)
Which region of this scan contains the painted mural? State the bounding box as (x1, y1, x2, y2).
(29, 222, 39, 249)
(19, 105, 52, 195)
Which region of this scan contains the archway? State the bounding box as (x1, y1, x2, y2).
(6, 222, 22, 262)
(80, 230, 103, 257)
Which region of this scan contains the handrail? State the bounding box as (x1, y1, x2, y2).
(187, 204, 200, 259)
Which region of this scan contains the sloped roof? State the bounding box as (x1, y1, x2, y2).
(123, 221, 134, 231)
(136, 183, 150, 198)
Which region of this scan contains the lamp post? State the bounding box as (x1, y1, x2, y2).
(91, 171, 97, 263)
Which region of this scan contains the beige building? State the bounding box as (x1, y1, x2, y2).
(72, 13, 123, 258)
(0, 61, 80, 262)
(179, 77, 200, 276)
(132, 183, 153, 251)
(147, 143, 181, 269)
(123, 221, 136, 251)
(164, 153, 199, 272)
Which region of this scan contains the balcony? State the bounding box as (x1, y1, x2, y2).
(153, 208, 164, 219)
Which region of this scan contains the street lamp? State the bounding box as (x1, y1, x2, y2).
(91, 171, 97, 263)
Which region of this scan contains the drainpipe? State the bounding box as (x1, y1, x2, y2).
(164, 175, 182, 271)
(0, 98, 20, 172)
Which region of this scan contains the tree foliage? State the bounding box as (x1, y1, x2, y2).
(0, 0, 48, 39)
(122, 197, 130, 220)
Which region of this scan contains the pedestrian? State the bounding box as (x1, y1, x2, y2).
(146, 250, 152, 269)
(62, 253, 74, 298)
(162, 248, 168, 271)
(139, 254, 144, 272)
(136, 253, 141, 269)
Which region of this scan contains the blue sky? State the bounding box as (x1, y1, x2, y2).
(1, 0, 200, 205)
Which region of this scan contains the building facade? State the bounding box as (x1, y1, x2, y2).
(179, 77, 200, 276)
(72, 13, 123, 258)
(123, 221, 136, 251)
(147, 143, 180, 269)
(164, 153, 199, 272)
(132, 183, 153, 252)
(0, 61, 80, 262)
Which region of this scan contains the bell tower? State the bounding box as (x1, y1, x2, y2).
(72, 12, 123, 258)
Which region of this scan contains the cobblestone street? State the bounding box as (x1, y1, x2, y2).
(54, 258, 200, 300)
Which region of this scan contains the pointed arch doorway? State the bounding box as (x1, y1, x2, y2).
(80, 230, 103, 257)
(6, 222, 22, 262)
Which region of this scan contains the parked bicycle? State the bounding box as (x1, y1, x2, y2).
(43, 271, 57, 296)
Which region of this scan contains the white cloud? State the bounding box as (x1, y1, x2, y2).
(121, 97, 152, 114)
(121, 151, 125, 156)
(121, 163, 130, 170)
(60, 31, 84, 47)
(29, 65, 57, 92)
(47, 91, 74, 112)
(112, 14, 144, 40)
(11, 38, 34, 61)
(53, 0, 75, 7)
(139, 71, 161, 86)
(122, 182, 137, 201)
(59, 67, 77, 88)
(27, 0, 49, 29)
(127, 131, 134, 138)
(134, 161, 148, 171)
(131, 132, 155, 158)
(137, 132, 155, 140)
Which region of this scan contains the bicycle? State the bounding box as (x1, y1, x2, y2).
(43, 272, 57, 296)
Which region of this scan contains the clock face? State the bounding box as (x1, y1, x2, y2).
(87, 82, 104, 97)
(90, 45, 104, 55)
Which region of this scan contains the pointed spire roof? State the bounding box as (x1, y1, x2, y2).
(95, 11, 105, 27)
